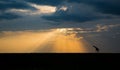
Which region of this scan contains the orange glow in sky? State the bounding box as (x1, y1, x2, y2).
(53, 33, 88, 53)
(0, 28, 94, 53)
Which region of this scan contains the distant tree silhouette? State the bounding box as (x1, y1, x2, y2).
(92, 45, 99, 53)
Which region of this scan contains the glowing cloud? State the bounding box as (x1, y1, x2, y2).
(59, 6, 68, 11)
(30, 3, 57, 14)
(95, 24, 120, 32)
(9, 9, 31, 15)
(8, 3, 57, 16)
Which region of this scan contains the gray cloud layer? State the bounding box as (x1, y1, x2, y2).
(0, 0, 120, 31)
(0, 0, 120, 21)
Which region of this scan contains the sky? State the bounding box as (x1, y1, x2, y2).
(0, 0, 120, 30)
(0, 0, 120, 53)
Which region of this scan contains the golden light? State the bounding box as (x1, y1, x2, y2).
(0, 28, 94, 53)
(0, 30, 57, 53)
(52, 28, 94, 53)
(52, 33, 90, 53)
(57, 28, 67, 33)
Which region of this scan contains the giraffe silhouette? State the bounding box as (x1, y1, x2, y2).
(92, 45, 99, 53)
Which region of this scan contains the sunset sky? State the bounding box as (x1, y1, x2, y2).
(0, 0, 120, 53)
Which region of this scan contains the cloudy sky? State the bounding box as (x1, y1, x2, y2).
(0, 0, 120, 53)
(0, 0, 120, 30)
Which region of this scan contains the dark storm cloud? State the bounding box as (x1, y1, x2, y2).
(25, 0, 120, 22)
(42, 2, 118, 22)
(25, 0, 120, 15)
(0, 0, 36, 20)
(73, 0, 120, 15)
(0, 0, 120, 22)
(0, 0, 35, 10)
(0, 12, 21, 20)
(42, 6, 98, 22)
(82, 0, 120, 15)
(24, 0, 65, 6)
